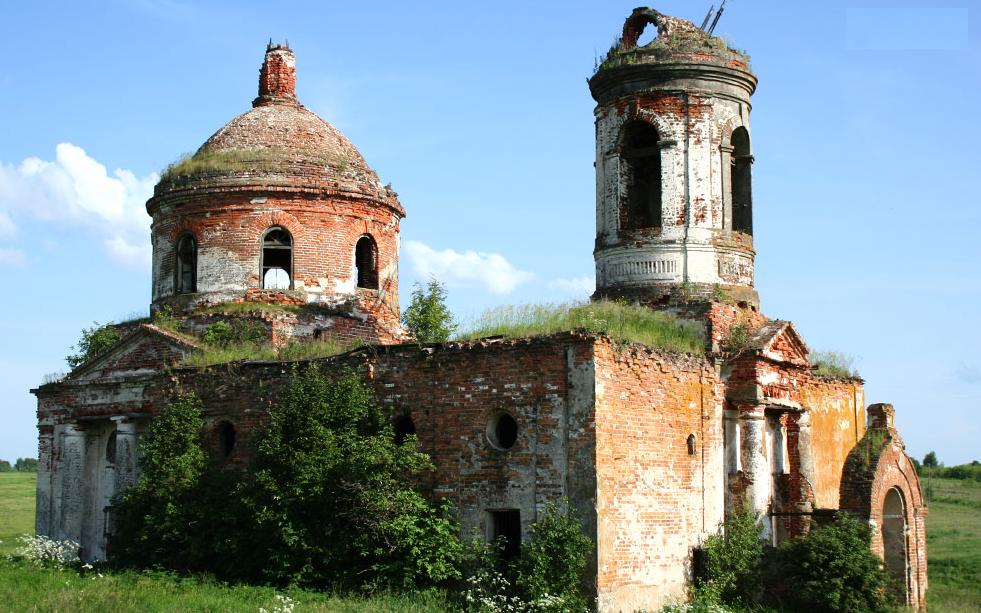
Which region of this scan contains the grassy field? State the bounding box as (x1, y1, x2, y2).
(922, 475, 981, 612)
(1, 472, 979, 611)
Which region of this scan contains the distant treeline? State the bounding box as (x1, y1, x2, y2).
(914, 451, 981, 482)
(0, 458, 37, 472)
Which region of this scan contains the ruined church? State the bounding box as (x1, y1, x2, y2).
(32, 8, 927, 611)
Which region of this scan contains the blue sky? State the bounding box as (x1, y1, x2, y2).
(0, 0, 978, 465)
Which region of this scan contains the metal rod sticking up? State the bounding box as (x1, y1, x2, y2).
(707, 0, 727, 35)
(700, 5, 715, 31)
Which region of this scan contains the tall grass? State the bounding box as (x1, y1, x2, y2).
(809, 350, 859, 379)
(458, 301, 705, 354)
(181, 339, 355, 368)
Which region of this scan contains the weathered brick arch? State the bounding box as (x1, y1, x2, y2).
(719, 116, 748, 149)
(243, 211, 306, 241)
(167, 218, 207, 242)
(620, 110, 673, 148)
(839, 404, 927, 609)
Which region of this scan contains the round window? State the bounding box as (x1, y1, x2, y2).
(487, 412, 518, 450)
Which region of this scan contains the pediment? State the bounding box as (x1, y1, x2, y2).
(68, 324, 199, 382)
(751, 320, 809, 367)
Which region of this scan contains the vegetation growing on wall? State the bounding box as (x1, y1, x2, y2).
(459, 301, 705, 354)
(690, 510, 895, 613)
(65, 322, 122, 369)
(809, 351, 859, 379)
(402, 278, 457, 344)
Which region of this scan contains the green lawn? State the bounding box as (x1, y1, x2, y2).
(923, 476, 981, 612)
(1, 472, 979, 611)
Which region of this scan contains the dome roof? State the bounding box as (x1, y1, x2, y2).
(152, 44, 397, 206)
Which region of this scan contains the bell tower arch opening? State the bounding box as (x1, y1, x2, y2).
(731, 126, 753, 235)
(619, 121, 663, 232)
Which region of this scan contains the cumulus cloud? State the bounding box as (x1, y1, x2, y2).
(547, 276, 595, 296)
(0, 249, 26, 268)
(403, 240, 534, 294)
(0, 143, 158, 267)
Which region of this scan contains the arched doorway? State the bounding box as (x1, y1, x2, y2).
(882, 487, 909, 599)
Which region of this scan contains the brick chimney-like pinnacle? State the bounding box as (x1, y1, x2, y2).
(253, 42, 297, 107)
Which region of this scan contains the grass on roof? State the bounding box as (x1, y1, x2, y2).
(810, 350, 860, 379)
(159, 148, 349, 183)
(181, 339, 356, 368)
(457, 301, 705, 354)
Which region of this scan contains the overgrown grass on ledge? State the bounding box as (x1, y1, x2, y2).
(160, 148, 349, 183)
(199, 301, 302, 316)
(457, 301, 705, 354)
(809, 350, 859, 379)
(181, 339, 356, 368)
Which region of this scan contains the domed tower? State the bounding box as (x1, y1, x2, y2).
(146, 43, 405, 338)
(589, 8, 759, 309)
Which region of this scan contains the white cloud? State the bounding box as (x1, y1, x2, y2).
(404, 240, 534, 294)
(547, 276, 595, 296)
(0, 143, 157, 267)
(0, 249, 26, 267)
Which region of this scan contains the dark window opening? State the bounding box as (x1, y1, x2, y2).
(687, 433, 697, 456)
(261, 227, 292, 289)
(487, 412, 518, 450)
(620, 121, 663, 231)
(355, 235, 378, 289)
(106, 431, 117, 464)
(489, 509, 521, 559)
(394, 415, 416, 445)
(175, 234, 197, 294)
(731, 127, 753, 235)
(216, 421, 236, 457)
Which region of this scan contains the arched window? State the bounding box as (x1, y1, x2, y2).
(105, 431, 117, 465)
(731, 127, 753, 235)
(620, 121, 662, 231)
(261, 227, 292, 289)
(882, 487, 909, 597)
(216, 421, 236, 457)
(355, 235, 378, 289)
(175, 234, 197, 294)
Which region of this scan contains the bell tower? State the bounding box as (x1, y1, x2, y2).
(589, 8, 759, 308)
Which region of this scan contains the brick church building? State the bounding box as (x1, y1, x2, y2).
(32, 8, 927, 611)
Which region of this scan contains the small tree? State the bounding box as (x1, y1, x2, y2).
(242, 365, 462, 589)
(111, 392, 207, 568)
(701, 507, 765, 606)
(14, 458, 38, 472)
(0, 460, 12, 472)
(515, 501, 593, 612)
(402, 278, 457, 343)
(768, 513, 894, 613)
(66, 322, 122, 369)
(922, 451, 939, 468)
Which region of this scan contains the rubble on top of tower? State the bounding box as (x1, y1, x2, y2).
(595, 6, 749, 74)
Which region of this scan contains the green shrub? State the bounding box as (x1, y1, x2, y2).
(721, 324, 752, 354)
(201, 319, 267, 348)
(0, 460, 11, 473)
(514, 502, 593, 612)
(810, 350, 859, 379)
(240, 365, 463, 590)
(111, 392, 207, 569)
(766, 514, 894, 613)
(66, 322, 122, 369)
(700, 507, 764, 607)
(402, 278, 457, 343)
